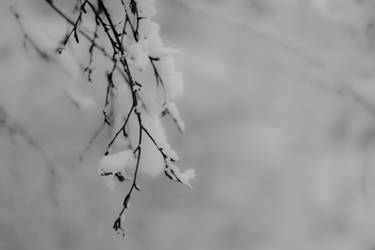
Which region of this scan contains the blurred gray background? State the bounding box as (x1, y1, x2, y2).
(1, 0, 375, 249)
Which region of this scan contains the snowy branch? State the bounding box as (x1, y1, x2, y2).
(12, 0, 194, 235)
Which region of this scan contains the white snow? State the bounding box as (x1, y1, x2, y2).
(169, 164, 196, 189)
(128, 42, 149, 70)
(98, 150, 135, 190)
(164, 102, 186, 133)
(163, 71, 184, 100)
(135, 0, 157, 17)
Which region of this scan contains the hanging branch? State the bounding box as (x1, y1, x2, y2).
(14, 0, 194, 236)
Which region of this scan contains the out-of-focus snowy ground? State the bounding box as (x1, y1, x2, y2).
(1, 0, 375, 249)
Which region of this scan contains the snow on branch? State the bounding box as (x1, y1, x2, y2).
(12, 0, 194, 236)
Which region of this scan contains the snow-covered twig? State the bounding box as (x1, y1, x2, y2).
(14, 0, 194, 235)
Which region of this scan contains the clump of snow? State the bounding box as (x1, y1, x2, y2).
(136, 19, 181, 59)
(99, 150, 134, 173)
(138, 19, 160, 40)
(141, 110, 179, 161)
(156, 56, 184, 100)
(98, 150, 134, 190)
(163, 71, 184, 100)
(135, 0, 157, 18)
(163, 102, 186, 133)
(160, 140, 180, 161)
(128, 42, 149, 70)
(169, 164, 195, 189)
(156, 56, 176, 77)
